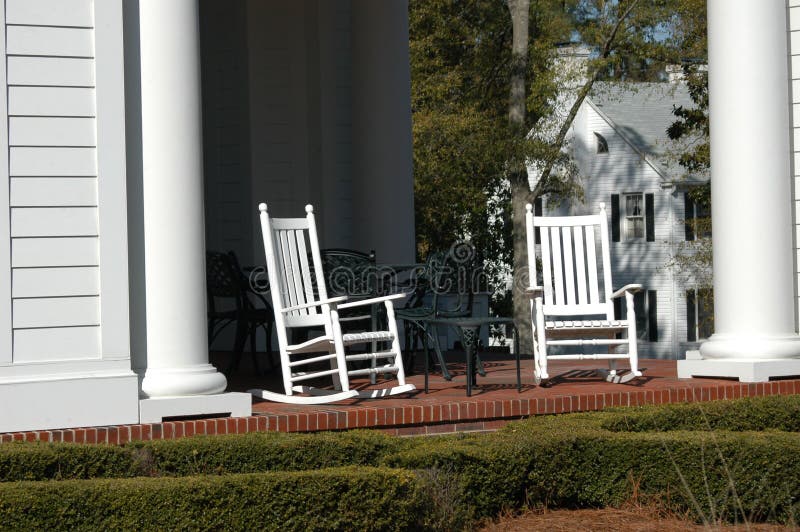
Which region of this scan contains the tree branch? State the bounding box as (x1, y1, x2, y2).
(532, 0, 641, 197)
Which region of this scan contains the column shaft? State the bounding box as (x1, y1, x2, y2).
(139, 0, 226, 396)
(700, 0, 800, 359)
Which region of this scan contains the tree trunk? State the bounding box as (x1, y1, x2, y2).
(507, 0, 532, 353)
(511, 177, 533, 353)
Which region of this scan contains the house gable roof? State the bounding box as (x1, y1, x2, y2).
(587, 82, 702, 183)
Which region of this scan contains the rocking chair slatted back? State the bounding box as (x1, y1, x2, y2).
(530, 207, 614, 318)
(525, 202, 643, 386)
(260, 206, 329, 330)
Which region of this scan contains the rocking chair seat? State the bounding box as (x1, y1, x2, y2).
(545, 320, 628, 330)
(342, 331, 395, 344)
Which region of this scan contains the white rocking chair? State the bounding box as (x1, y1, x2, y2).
(525, 202, 643, 385)
(248, 203, 415, 404)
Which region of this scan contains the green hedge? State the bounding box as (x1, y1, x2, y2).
(383, 414, 800, 523)
(598, 394, 800, 432)
(2, 395, 800, 528)
(0, 466, 428, 531)
(0, 430, 409, 481)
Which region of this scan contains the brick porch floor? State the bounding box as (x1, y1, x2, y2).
(4, 352, 800, 444)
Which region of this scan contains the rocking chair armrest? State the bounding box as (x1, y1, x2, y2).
(525, 286, 544, 297)
(280, 296, 349, 314)
(338, 292, 410, 309)
(609, 284, 643, 299)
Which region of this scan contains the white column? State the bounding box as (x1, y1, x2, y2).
(679, 0, 800, 381)
(351, 0, 416, 264)
(138, 0, 227, 397)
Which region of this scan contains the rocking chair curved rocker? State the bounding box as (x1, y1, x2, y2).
(525, 202, 644, 386)
(248, 203, 415, 404)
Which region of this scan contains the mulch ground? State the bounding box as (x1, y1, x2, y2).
(480, 507, 796, 531)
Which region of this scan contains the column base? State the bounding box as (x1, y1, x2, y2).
(699, 333, 800, 359)
(678, 350, 800, 382)
(140, 363, 227, 398)
(139, 392, 251, 423)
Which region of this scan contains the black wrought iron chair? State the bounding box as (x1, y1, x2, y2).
(206, 250, 275, 375)
(396, 243, 478, 380)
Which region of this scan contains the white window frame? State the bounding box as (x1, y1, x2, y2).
(623, 192, 645, 241)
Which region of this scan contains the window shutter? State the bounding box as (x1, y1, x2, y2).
(684, 192, 695, 241)
(645, 193, 655, 242)
(647, 290, 658, 342)
(686, 290, 696, 342)
(534, 197, 543, 245)
(611, 194, 620, 242)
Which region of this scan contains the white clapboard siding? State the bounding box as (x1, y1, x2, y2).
(12, 267, 99, 298)
(13, 296, 100, 328)
(11, 207, 98, 237)
(6, 0, 93, 28)
(12, 237, 99, 267)
(10, 147, 97, 176)
(10, 178, 97, 207)
(9, 87, 96, 117)
(6, 26, 94, 57)
(13, 327, 100, 363)
(8, 57, 95, 87)
(10, 117, 96, 147)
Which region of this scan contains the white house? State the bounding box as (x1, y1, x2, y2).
(536, 81, 709, 359)
(0, 0, 415, 433)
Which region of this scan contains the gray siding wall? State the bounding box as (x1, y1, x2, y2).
(0, 0, 131, 370)
(246, 0, 355, 254)
(200, 1, 253, 263)
(202, 0, 355, 265)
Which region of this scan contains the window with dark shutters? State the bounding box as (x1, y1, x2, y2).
(612, 193, 654, 242)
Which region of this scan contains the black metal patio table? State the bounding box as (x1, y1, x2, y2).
(423, 317, 520, 396)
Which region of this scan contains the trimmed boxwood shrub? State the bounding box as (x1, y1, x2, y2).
(0, 466, 428, 531)
(599, 394, 800, 433)
(0, 430, 410, 481)
(2, 395, 800, 527)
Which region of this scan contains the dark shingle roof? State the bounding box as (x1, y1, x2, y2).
(588, 82, 702, 181)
